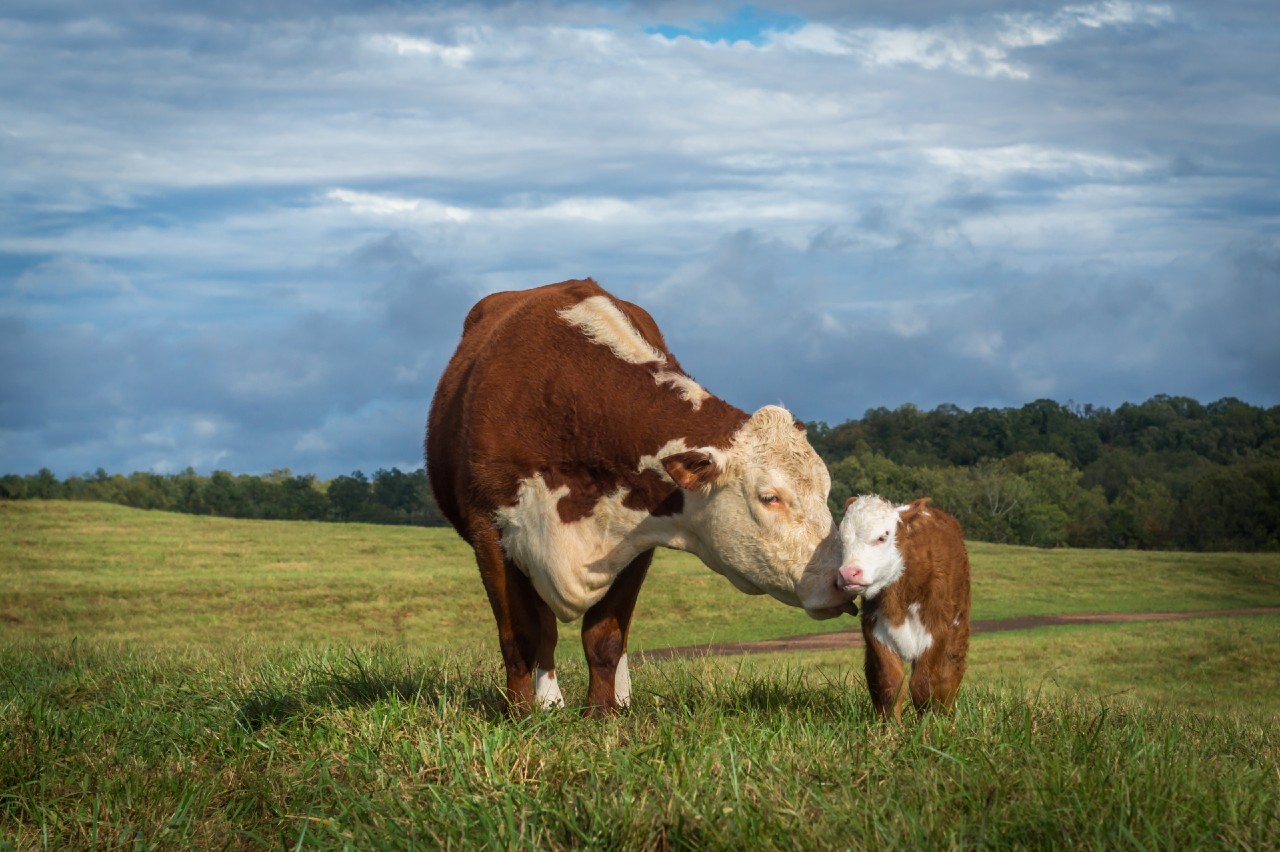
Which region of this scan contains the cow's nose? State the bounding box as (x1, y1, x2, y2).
(838, 565, 864, 590)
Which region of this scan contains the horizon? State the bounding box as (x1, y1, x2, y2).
(6, 390, 1272, 480)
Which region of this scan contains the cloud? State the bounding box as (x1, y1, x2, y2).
(774, 1, 1176, 78)
(1, 0, 1277, 478)
(374, 34, 476, 67)
(14, 256, 135, 297)
(635, 226, 1280, 423)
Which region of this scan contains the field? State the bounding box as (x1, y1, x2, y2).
(3, 500, 1280, 848)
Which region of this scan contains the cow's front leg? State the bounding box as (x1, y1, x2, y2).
(531, 596, 563, 709)
(580, 550, 653, 716)
(473, 527, 558, 716)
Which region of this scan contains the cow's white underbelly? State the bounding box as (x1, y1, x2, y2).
(872, 602, 934, 661)
(495, 473, 678, 621)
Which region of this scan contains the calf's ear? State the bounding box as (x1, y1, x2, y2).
(662, 450, 721, 490)
(897, 497, 932, 522)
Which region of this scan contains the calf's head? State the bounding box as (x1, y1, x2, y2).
(837, 495, 931, 599)
(661, 405, 850, 616)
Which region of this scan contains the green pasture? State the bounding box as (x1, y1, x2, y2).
(4, 500, 1279, 653)
(3, 500, 1280, 848)
(2, 641, 1277, 849)
(758, 617, 1280, 723)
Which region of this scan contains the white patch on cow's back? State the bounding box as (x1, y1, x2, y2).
(653, 369, 709, 410)
(873, 602, 934, 661)
(558, 296, 709, 409)
(558, 296, 665, 364)
(615, 653, 632, 708)
(535, 667, 565, 709)
(494, 473, 682, 622)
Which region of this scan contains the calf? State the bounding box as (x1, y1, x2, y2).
(837, 495, 970, 720)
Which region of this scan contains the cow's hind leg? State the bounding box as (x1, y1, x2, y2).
(473, 528, 559, 715)
(581, 549, 654, 716)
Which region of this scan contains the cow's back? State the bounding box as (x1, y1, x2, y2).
(425, 278, 716, 542)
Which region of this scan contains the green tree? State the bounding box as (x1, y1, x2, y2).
(25, 468, 62, 499)
(1175, 461, 1280, 551)
(1108, 478, 1177, 549)
(327, 471, 372, 521)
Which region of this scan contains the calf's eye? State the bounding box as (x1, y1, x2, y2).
(759, 492, 780, 505)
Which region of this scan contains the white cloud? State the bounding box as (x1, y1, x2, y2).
(326, 189, 472, 222)
(1, 1, 1276, 477)
(775, 1, 1177, 78)
(375, 34, 475, 67)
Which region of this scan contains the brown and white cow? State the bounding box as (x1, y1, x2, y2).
(427, 278, 854, 715)
(837, 495, 970, 720)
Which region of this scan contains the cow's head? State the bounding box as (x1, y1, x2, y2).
(837, 495, 930, 599)
(661, 405, 853, 618)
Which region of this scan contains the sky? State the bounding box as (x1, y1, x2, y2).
(2, 0, 1278, 479)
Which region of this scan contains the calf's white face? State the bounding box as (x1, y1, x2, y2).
(837, 494, 908, 599)
(671, 405, 850, 617)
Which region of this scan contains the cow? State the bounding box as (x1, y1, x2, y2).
(426, 278, 854, 715)
(836, 495, 970, 720)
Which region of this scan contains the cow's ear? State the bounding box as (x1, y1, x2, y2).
(662, 450, 721, 490)
(844, 495, 858, 509)
(897, 497, 932, 522)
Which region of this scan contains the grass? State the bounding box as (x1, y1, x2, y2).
(755, 616, 1280, 723)
(3, 500, 1280, 848)
(3, 500, 816, 652)
(2, 642, 1278, 849)
(5, 500, 1279, 653)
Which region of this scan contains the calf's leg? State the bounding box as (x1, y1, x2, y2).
(581, 550, 653, 716)
(863, 633, 909, 721)
(909, 624, 968, 713)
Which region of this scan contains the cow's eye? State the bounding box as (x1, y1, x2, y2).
(875, 532, 889, 544)
(759, 492, 780, 506)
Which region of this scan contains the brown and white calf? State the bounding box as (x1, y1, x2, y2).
(427, 278, 854, 716)
(837, 495, 970, 720)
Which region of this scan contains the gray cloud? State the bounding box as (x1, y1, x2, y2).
(2, 1, 1278, 477)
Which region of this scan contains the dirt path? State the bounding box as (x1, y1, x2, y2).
(635, 607, 1280, 662)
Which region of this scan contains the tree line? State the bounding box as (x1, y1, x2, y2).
(3, 395, 1277, 551)
(807, 395, 1280, 552)
(0, 467, 448, 527)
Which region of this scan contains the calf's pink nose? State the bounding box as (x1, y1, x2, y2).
(838, 565, 864, 588)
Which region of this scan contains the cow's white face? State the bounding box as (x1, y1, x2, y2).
(836, 494, 907, 599)
(666, 406, 851, 617)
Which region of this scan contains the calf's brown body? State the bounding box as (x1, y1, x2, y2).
(858, 498, 971, 720)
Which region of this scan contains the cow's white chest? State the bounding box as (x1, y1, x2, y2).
(872, 602, 934, 661)
(494, 474, 676, 622)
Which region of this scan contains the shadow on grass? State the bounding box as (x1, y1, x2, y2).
(236, 651, 507, 731)
(640, 660, 867, 720)
(236, 655, 874, 731)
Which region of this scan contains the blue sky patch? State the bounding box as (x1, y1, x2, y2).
(647, 5, 804, 45)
